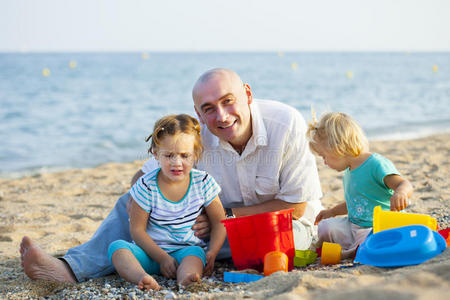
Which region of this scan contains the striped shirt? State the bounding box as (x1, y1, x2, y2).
(129, 168, 221, 252)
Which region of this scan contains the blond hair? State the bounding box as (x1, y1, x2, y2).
(146, 114, 203, 160)
(307, 112, 368, 157)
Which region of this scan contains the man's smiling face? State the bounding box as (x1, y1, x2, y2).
(193, 69, 253, 150)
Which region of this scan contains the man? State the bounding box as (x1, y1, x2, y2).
(20, 68, 322, 283)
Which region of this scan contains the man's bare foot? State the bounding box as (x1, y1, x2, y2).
(178, 272, 201, 287)
(137, 274, 161, 291)
(20, 236, 76, 283)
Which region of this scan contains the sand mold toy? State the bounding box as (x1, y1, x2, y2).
(264, 251, 288, 276)
(438, 228, 450, 246)
(293, 250, 318, 267)
(221, 209, 295, 272)
(223, 272, 264, 283)
(373, 206, 437, 233)
(321, 242, 342, 265)
(355, 225, 446, 267)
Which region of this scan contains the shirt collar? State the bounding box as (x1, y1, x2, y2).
(248, 100, 268, 147)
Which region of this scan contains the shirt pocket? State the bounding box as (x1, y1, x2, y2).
(255, 175, 280, 202)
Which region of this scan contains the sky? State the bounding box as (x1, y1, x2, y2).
(1, 0, 449, 52)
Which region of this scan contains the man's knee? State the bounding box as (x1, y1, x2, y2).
(117, 193, 131, 208)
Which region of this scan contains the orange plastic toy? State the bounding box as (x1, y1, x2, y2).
(264, 251, 288, 276)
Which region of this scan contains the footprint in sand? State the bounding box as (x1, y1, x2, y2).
(69, 214, 104, 222)
(87, 204, 108, 209)
(0, 235, 12, 242)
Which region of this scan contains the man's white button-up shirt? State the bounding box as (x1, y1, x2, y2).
(142, 99, 323, 224)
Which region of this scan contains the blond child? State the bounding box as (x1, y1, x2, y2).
(108, 114, 226, 290)
(307, 112, 413, 258)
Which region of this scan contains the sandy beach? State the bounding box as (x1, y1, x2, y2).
(0, 134, 448, 299)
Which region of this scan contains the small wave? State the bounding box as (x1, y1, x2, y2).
(366, 119, 450, 141)
(0, 166, 75, 179)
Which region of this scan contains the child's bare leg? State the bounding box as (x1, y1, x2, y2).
(111, 249, 160, 291)
(177, 255, 203, 287)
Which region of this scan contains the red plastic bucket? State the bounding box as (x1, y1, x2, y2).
(221, 209, 295, 272)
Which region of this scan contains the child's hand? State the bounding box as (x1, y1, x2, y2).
(203, 251, 217, 276)
(159, 256, 178, 279)
(384, 175, 413, 211)
(390, 191, 408, 211)
(314, 209, 334, 225)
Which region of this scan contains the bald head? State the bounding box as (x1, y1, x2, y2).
(192, 68, 243, 101)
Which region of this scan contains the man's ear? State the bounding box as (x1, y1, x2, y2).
(244, 83, 253, 105)
(194, 106, 205, 124)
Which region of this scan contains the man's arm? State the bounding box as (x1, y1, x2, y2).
(131, 169, 144, 187)
(268, 110, 322, 220)
(232, 200, 306, 220)
(127, 169, 145, 216)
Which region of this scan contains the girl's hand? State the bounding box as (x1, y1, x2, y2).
(159, 256, 178, 279)
(314, 209, 334, 225)
(390, 191, 408, 211)
(203, 251, 217, 276)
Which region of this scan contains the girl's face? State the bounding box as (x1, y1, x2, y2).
(314, 141, 350, 172)
(154, 133, 196, 183)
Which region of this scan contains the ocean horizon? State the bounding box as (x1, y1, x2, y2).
(1, 52, 449, 177)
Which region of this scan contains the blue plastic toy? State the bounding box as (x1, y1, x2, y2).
(355, 225, 446, 267)
(223, 271, 264, 283)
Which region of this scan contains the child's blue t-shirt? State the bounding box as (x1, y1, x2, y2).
(344, 153, 400, 227)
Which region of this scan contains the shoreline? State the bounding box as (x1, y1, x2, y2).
(0, 133, 448, 299)
(2, 131, 449, 180)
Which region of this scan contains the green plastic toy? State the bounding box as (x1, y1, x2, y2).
(293, 250, 318, 267)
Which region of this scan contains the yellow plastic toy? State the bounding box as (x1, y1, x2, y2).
(373, 206, 437, 233)
(321, 242, 342, 265)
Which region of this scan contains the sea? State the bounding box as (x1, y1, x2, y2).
(1, 52, 449, 177)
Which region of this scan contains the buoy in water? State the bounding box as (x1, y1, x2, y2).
(432, 65, 438, 73)
(141, 52, 149, 60)
(42, 68, 51, 77)
(291, 62, 298, 70)
(69, 60, 77, 68)
(346, 71, 354, 79)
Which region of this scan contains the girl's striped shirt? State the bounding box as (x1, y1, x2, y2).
(129, 168, 221, 252)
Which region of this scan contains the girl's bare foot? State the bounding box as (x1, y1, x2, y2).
(20, 236, 76, 283)
(178, 272, 201, 287)
(137, 274, 161, 291)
